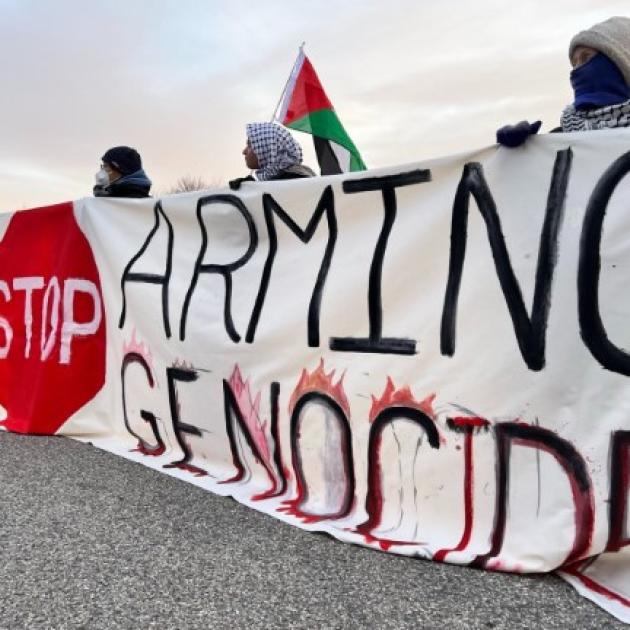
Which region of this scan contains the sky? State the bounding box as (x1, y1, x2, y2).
(0, 0, 628, 210)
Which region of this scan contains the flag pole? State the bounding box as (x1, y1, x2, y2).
(271, 42, 305, 122)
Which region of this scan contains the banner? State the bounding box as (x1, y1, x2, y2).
(2, 129, 630, 623)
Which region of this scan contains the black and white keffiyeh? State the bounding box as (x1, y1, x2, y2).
(560, 99, 630, 132)
(246, 122, 303, 181)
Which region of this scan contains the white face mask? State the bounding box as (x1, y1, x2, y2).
(95, 168, 109, 187)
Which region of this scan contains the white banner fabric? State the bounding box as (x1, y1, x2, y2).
(3, 129, 630, 622)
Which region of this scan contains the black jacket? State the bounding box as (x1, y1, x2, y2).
(93, 169, 152, 198)
(229, 164, 316, 190)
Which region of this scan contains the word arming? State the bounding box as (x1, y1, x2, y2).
(119, 149, 630, 377)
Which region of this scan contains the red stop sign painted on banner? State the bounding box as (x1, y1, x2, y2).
(0, 202, 106, 434)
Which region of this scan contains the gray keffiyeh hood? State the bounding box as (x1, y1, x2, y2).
(246, 122, 303, 181)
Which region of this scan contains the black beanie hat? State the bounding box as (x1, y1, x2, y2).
(102, 146, 142, 176)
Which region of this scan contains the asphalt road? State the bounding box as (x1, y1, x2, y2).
(0, 432, 624, 629)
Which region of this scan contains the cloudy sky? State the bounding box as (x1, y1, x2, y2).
(0, 0, 627, 210)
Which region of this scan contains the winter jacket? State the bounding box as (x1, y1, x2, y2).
(229, 164, 316, 190)
(93, 169, 152, 198)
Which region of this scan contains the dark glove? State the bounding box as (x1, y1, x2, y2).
(496, 120, 542, 148)
(229, 176, 254, 190)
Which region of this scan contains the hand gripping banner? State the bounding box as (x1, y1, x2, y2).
(2, 129, 630, 623)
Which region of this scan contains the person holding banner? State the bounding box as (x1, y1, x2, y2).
(229, 122, 315, 190)
(497, 16, 630, 147)
(93, 146, 152, 198)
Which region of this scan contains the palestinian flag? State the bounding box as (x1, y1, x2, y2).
(274, 49, 366, 175)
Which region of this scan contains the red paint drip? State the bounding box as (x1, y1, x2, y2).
(276, 465, 354, 523)
(230, 456, 281, 501)
(163, 461, 208, 477)
(357, 530, 422, 551)
(251, 488, 277, 501)
(353, 428, 422, 550)
(434, 431, 475, 562)
(277, 498, 328, 524)
(253, 460, 282, 500)
(251, 469, 280, 502)
(218, 471, 243, 484)
(355, 431, 385, 536)
(132, 441, 165, 457)
(450, 416, 489, 428)
(218, 453, 279, 495)
(275, 477, 327, 523)
(563, 566, 630, 608)
(514, 437, 594, 564)
(607, 432, 630, 551)
(275, 454, 314, 522)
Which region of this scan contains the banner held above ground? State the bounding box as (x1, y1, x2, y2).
(2, 130, 630, 623)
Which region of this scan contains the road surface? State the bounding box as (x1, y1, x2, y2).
(0, 432, 624, 629)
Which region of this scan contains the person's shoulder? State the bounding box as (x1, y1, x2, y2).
(229, 175, 255, 190)
(93, 184, 110, 197)
(107, 180, 151, 198)
(275, 164, 317, 179)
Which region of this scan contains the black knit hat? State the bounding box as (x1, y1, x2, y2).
(101, 146, 142, 176)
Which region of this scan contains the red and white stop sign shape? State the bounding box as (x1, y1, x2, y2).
(0, 201, 106, 434)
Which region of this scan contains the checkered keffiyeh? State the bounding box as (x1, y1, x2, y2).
(560, 99, 630, 132)
(246, 122, 303, 181)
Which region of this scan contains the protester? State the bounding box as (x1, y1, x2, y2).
(93, 146, 152, 198)
(229, 122, 315, 190)
(496, 16, 630, 147)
